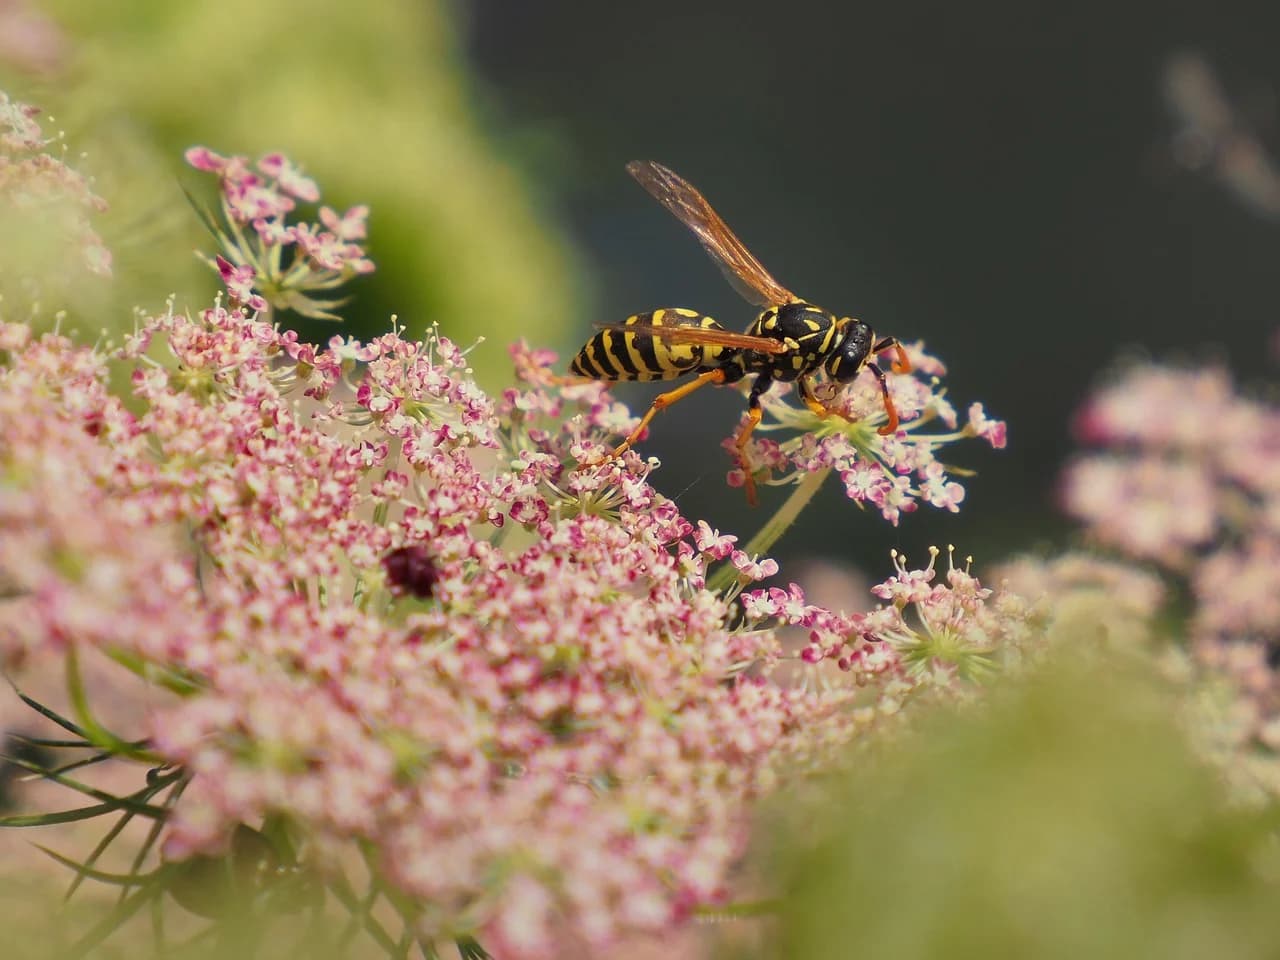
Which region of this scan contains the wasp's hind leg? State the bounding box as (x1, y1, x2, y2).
(609, 368, 727, 459)
(732, 374, 773, 507)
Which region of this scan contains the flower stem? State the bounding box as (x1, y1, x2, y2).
(707, 467, 831, 594)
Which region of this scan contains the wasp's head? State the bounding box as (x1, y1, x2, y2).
(826, 318, 874, 382)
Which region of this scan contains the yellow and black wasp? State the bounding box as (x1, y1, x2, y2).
(570, 160, 911, 504)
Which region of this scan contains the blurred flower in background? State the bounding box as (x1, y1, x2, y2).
(1165, 52, 1280, 219)
(0, 91, 110, 316)
(0, 0, 66, 77)
(1063, 362, 1280, 801)
(758, 651, 1280, 960)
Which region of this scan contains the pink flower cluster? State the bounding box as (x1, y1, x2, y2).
(185, 147, 373, 319)
(861, 545, 1039, 687)
(0, 324, 195, 666)
(0, 92, 111, 277)
(716, 342, 1006, 523)
(0, 301, 1026, 956)
(0, 123, 1029, 954)
(1062, 363, 1280, 796)
(737, 545, 1043, 720)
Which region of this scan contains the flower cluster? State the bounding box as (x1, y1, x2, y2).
(185, 146, 373, 318)
(734, 546, 1043, 724)
(0, 92, 110, 285)
(716, 342, 1006, 523)
(1063, 364, 1279, 613)
(860, 545, 1040, 687)
(1062, 363, 1280, 798)
(0, 118, 1026, 955)
(0, 323, 194, 667)
(0, 298, 1024, 956)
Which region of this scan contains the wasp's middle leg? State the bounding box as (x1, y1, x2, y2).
(732, 373, 774, 507)
(610, 368, 727, 459)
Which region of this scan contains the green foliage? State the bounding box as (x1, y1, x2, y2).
(760, 652, 1280, 960)
(2, 0, 582, 384)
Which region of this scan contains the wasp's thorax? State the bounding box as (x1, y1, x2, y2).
(825, 318, 875, 382)
(739, 301, 840, 383)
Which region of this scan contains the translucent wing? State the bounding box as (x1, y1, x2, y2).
(627, 160, 797, 308)
(594, 321, 788, 355)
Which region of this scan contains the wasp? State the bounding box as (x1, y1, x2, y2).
(570, 161, 911, 504)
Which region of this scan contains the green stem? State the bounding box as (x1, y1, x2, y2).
(65, 649, 154, 762)
(706, 467, 831, 594)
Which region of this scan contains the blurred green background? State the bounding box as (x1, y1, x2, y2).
(759, 653, 1280, 960)
(464, 0, 1280, 572)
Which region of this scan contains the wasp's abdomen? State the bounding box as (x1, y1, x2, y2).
(569, 308, 731, 381)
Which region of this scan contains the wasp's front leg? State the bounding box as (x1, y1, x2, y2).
(800, 374, 899, 435)
(798, 377, 851, 421)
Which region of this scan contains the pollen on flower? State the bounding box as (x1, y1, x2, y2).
(872, 546, 941, 605)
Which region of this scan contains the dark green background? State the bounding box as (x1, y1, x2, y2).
(462, 0, 1280, 573)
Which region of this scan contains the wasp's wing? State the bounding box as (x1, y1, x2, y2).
(627, 160, 797, 308)
(595, 321, 788, 355)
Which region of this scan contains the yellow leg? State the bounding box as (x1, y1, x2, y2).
(611, 368, 727, 458)
(732, 405, 764, 507)
(798, 377, 853, 421)
(800, 373, 898, 434)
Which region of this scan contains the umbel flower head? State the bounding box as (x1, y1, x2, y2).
(1, 134, 1018, 958)
(0, 309, 1028, 956)
(185, 146, 373, 319)
(728, 345, 1006, 523)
